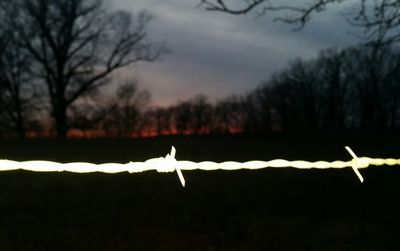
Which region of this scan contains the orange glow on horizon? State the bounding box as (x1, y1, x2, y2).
(66, 126, 244, 139)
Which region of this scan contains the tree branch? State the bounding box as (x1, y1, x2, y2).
(201, 0, 265, 14)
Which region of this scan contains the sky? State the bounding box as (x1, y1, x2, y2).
(110, 0, 361, 106)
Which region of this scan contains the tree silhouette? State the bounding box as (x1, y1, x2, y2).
(342, 44, 400, 128)
(213, 95, 247, 133)
(200, 0, 400, 45)
(98, 81, 151, 137)
(0, 6, 38, 138)
(314, 49, 348, 130)
(248, 44, 400, 132)
(5, 0, 163, 138)
(142, 107, 175, 136)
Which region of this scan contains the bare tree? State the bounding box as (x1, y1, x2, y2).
(154, 107, 175, 136)
(171, 95, 213, 135)
(7, 0, 163, 137)
(245, 86, 275, 133)
(200, 0, 400, 45)
(0, 5, 37, 138)
(248, 58, 320, 132)
(341, 44, 400, 128)
(314, 48, 348, 130)
(95, 80, 151, 137)
(173, 100, 194, 134)
(246, 43, 400, 132)
(142, 107, 175, 136)
(213, 95, 247, 133)
(67, 95, 106, 137)
(189, 95, 213, 134)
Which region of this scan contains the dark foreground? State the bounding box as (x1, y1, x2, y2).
(0, 132, 399, 251)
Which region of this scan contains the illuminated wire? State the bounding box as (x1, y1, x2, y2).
(0, 146, 399, 187)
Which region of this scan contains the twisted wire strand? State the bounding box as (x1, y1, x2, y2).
(0, 146, 399, 186)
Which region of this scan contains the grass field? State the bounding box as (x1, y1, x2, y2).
(0, 132, 399, 250)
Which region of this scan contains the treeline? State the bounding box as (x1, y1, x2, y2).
(138, 44, 400, 136)
(245, 44, 400, 132)
(1, 42, 400, 138)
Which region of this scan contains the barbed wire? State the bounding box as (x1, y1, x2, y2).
(0, 146, 399, 187)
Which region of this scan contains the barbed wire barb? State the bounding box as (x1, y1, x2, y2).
(345, 146, 365, 183)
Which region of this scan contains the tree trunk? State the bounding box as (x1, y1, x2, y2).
(53, 104, 68, 138)
(15, 110, 25, 139)
(13, 93, 26, 139)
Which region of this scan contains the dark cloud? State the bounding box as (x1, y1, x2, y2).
(112, 0, 360, 106)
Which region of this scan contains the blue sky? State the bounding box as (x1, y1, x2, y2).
(110, 0, 361, 106)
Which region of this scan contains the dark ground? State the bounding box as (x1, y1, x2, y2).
(0, 131, 399, 250)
